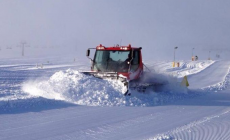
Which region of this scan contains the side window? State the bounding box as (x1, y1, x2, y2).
(93, 51, 109, 71)
(131, 50, 139, 71)
(95, 51, 103, 63)
(132, 51, 139, 65)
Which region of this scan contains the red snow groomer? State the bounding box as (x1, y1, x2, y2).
(83, 44, 189, 95)
(83, 44, 153, 95)
(86, 44, 143, 80)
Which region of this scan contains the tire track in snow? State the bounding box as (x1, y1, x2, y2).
(0, 107, 157, 140)
(47, 113, 163, 140)
(148, 109, 230, 140)
(173, 117, 230, 140)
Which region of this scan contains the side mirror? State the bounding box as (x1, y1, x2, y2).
(86, 49, 90, 56)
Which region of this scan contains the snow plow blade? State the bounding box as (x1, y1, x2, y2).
(81, 71, 127, 82)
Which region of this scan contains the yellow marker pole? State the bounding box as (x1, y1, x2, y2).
(177, 62, 180, 67)
(181, 76, 189, 87)
(173, 46, 178, 67)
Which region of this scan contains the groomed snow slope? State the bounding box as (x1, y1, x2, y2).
(188, 61, 230, 89)
(0, 58, 230, 140)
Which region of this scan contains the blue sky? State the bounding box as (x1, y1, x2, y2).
(0, 0, 230, 60)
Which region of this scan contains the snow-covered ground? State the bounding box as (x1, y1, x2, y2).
(0, 58, 230, 140)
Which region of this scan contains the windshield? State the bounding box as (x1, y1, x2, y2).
(93, 50, 131, 72)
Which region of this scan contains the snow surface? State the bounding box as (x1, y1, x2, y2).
(1, 58, 230, 140)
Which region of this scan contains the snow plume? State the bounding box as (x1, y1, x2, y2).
(22, 69, 145, 106)
(140, 71, 188, 94)
(23, 69, 123, 106)
(22, 69, 189, 107)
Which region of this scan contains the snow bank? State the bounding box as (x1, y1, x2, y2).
(22, 69, 190, 107)
(146, 60, 215, 78)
